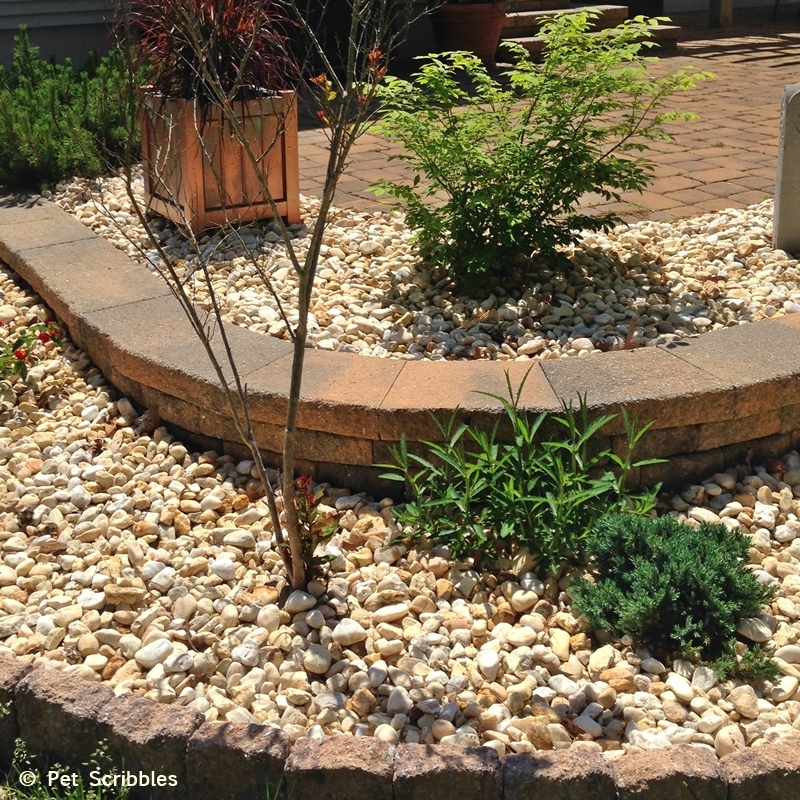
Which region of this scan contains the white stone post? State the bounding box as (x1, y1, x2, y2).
(774, 83, 800, 255)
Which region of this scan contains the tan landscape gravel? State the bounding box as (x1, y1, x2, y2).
(52, 175, 800, 362)
(0, 230, 799, 759)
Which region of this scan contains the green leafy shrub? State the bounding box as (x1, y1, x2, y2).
(0, 27, 139, 189)
(379, 369, 663, 572)
(370, 12, 711, 286)
(571, 513, 776, 663)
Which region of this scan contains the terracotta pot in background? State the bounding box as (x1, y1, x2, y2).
(431, 3, 505, 67)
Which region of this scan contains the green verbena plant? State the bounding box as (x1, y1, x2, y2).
(379, 368, 663, 572)
(0, 27, 139, 189)
(370, 12, 711, 285)
(0, 320, 61, 381)
(571, 513, 776, 664)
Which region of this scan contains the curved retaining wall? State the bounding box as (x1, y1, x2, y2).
(1, 195, 800, 497)
(0, 198, 799, 793)
(0, 656, 798, 800)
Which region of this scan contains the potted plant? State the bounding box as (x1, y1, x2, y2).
(430, 0, 507, 67)
(132, 0, 301, 232)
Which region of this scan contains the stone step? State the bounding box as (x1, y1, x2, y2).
(501, 4, 628, 38)
(498, 23, 682, 62)
(504, 0, 573, 13)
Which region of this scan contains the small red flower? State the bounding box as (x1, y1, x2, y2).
(296, 474, 315, 503)
(14, 349, 26, 361)
(37, 332, 50, 343)
(0, 321, 5, 327)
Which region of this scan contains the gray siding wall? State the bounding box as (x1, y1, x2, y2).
(0, 0, 117, 67)
(0, 0, 116, 30)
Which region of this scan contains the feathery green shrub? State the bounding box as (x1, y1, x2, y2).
(572, 513, 776, 666)
(0, 27, 139, 189)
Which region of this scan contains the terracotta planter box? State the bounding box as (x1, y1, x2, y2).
(140, 90, 301, 233)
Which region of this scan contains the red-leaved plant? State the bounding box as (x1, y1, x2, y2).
(130, 0, 297, 104)
(0, 321, 61, 381)
(294, 474, 337, 578)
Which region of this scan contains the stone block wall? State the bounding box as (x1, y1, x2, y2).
(0, 196, 798, 500)
(0, 658, 797, 800)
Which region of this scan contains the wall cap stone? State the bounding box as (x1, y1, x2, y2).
(1, 196, 799, 493)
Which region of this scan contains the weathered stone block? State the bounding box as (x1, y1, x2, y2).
(186, 722, 290, 800)
(15, 668, 113, 773)
(377, 359, 560, 443)
(660, 320, 800, 419)
(543, 346, 733, 434)
(0, 656, 31, 769)
(503, 747, 615, 800)
(722, 741, 800, 800)
(97, 692, 204, 800)
(774, 83, 800, 254)
(285, 736, 395, 800)
(614, 745, 726, 800)
(394, 743, 501, 800)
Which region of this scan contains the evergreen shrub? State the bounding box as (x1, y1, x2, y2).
(0, 27, 139, 189)
(572, 512, 776, 666)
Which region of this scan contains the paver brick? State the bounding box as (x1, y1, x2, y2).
(662, 187, 717, 204)
(245, 348, 406, 438)
(541, 346, 734, 435)
(16, 668, 113, 774)
(378, 359, 560, 442)
(698, 181, 754, 198)
(721, 741, 800, 800)
(503, 747, 615, 800)
(0, 234, 171, 325)
(614, 744, 726, 800)
(96, 692, 204, 800)
(659, 320, 800, 417)
(81, 294, 291, 420)
(0, 212, 95, 258)
(0, 194, 51, 221)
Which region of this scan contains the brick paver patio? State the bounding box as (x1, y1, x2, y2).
(298, 7, 800, 222)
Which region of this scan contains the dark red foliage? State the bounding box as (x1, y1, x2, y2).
(296, 473, 315, 503)
(131, 0, 297, 103)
